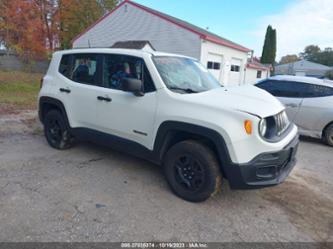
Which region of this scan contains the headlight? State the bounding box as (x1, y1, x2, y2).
(259, 118, 267, 137)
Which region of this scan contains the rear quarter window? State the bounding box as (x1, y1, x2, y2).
(58, 55, 71, 78)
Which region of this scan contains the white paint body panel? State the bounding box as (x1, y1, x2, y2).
(39, 49, 298, 164)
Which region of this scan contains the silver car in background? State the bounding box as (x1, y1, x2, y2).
(256, 75, 333, 147)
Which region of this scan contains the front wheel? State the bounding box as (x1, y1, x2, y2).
(323, 123, 333, 147)
(44, 110, 75, 150)
(163, 140, 222, 202)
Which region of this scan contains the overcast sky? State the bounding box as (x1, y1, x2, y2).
(135, 0, 333, 59)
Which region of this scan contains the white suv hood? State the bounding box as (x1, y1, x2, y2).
(184, 85, 284, 118)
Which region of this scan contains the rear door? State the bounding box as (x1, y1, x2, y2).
(57, 53, 101, 129)
(294, 84, 333, 133)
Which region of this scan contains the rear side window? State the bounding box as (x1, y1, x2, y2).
(71, 54, 99, 85)
(308, 84, 333, 97)
(59, 55, 71, 78)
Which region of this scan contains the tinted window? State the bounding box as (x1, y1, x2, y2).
(71, 54, 98, 85)
(102, 54, 155, 93)
(257, 80, 322, 98)
(308, 84, 333, 97)
(256, 80, 300, 98)
(59, 55, 71, 78)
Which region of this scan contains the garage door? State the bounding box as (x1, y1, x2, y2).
(206, 53, 223, 82)
(229, 58, 242, 86)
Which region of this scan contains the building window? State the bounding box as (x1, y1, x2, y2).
(257, 70, 262, 78)
(207, 61, 221, 70)
(213, 62, 220, 70)
(231, 65, 240, 72)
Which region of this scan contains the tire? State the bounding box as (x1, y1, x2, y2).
(323, 123, 333, 147)
(163, 140, 222, 202)
(44, 110, 75, 150)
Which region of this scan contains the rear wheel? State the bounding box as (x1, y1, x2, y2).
(323, 123, 333, 147)
(44, 110, 75, 150)
(163, 140, 222, 202)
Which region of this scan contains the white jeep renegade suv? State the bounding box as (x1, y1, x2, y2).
(38, 48, 299, 202)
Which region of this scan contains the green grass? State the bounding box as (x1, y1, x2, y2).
(0, 71, 42, 109)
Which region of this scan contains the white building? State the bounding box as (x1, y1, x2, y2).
(72, 0, 266, 86)
(245, 59, 271, 84)
(275, 59, 331, 78)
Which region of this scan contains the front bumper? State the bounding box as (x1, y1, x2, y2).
(226, 135, 299, 189)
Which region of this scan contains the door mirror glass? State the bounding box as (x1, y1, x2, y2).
(121, 78, 144, 96)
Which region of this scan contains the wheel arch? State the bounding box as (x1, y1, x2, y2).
(153, 121, 232, 177)
(39, 97, 70, 128)
(322, 120, 333, 137)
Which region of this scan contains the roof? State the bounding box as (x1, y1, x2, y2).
(111, 40, 155, 50)
(275, 59, 331, 71)
(267, 75, 333, 87)
(246, 59, 271, 71)
(72, 0, 251, 53)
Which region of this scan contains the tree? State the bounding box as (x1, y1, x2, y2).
(59, 0, 118, 49)
(261, 25, 277, 66)
(279, 54, 299, 65)
(0, 0, 46, 61)
(299, 45, 333, 66)
(300, 45, 321, 61)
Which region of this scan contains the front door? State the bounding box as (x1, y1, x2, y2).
(95, 53, 158, 149)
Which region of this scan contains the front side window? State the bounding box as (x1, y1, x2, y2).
(71, 54, 98, 85)
(153, 56, 221, 93)
(102, 54, 155, 93)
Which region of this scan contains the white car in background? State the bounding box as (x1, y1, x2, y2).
(256, 75, 333, 147)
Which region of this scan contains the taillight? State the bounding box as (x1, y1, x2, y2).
(40, 77, 44, 89)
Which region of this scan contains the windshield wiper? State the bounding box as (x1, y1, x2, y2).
(169, 87, 198, 93)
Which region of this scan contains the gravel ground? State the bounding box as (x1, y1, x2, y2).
(0, 110, 332, 242)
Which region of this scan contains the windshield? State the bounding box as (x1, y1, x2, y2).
(153, 56, 221, 93)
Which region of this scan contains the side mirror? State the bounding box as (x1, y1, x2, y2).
(121, 78, 144, 97)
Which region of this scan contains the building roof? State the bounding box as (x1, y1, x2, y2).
(72, 0, 251, 53)
(275, 59, 330, 71)
(246, 58, 271, 71)
(111, 40, 155, 50)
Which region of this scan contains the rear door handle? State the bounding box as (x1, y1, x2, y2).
(59, 88, 71, 93)
(97, 96, 112, 102)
